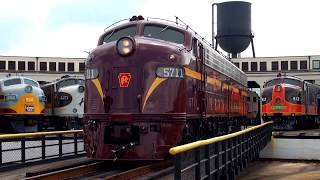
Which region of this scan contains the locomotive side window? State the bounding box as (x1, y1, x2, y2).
(143, 25, 185, 44)
(103, 26, 137, 44)
(192, 38, 199, 57)
(4, 78, 21, 86)
(24, 79, 39, 87)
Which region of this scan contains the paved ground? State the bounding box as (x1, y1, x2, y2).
(238, 160, 320, 180)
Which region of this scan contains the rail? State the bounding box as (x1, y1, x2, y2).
(0, 130, 84, 169)
(170, 121, 273, 180)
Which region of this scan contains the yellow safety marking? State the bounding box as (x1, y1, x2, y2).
(169, 121, 273, 155)
(143, 77, 167, 111)
(222, 83, 228, 90)
(91, 78, 104, 102)
(3, 93, 44, 115)
(184, 67, 222, 87)
(232, 87, 240, 94)
(184, 67, 203, 80)
(241, 91, 248, 97)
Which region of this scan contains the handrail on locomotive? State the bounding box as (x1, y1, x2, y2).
(103, 15, 229, 60)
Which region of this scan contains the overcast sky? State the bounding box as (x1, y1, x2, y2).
(0, 0, 319, 58)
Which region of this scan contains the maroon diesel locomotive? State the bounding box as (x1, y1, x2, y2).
(83, 16, 249, 160)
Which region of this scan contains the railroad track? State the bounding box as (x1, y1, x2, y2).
(24, 159, 173, 179)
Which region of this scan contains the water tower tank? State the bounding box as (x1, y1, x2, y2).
(216, 1, 253, 57)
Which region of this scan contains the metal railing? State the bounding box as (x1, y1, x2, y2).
(170, 122, 273, 180)
(0, 130, 84, 169)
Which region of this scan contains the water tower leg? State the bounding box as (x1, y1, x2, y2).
(251, 38, 256, 58)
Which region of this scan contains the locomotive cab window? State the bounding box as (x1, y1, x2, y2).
(143, 25, 185, 44)
(103, 26, 137, 44)
(283, 78, 302, 87)
(4, 78, 22, 86)
(24, 79, 39, 87)
(57, 79, 77, 89)
(78, 79, 85, 85)
(264, 78, 281, 87)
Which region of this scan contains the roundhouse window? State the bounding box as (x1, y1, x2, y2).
(290, 61, 298, 70)
(271, 61, 278, 71)
(28, 62, 35, 71)
(242, 62, 248, 71)
(260, 62, 267, 71)
(300, 61, 307, 70)
(49, 62, 56, 71)
(79, 62, 85, 72)
(281, 61, 288, 70)
(59, 62, 65, 72)
(68, 63, 74, 72)
(0, 61, 5, 70)
(40, 62, 47, 71)
(251, 62, 257, 71)
(143, 25, 185, 44)
(18, 61, 25, 71)
(8, 61, 15, 70)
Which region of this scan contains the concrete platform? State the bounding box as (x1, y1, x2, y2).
(261, 138, 320, 160)
(238, 160, 320, 180)
(0, 156, 92, 180)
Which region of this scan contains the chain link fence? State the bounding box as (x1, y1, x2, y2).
(0, 130, 84, 169)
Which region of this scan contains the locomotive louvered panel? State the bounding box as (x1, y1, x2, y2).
(90, 99, 97, 110)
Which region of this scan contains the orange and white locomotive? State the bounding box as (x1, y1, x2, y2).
(262, 74, 320, 130)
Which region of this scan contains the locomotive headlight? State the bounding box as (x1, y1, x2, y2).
(25, 85, 33, 93)
(5, 94, 17, 101)
(39, 95, 46, 102)
(116, 37, 135, 56)
(78, 85, 85, 93)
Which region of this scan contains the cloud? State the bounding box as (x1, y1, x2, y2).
(0, 0, 144, 57)
(6, 23, 104, 57)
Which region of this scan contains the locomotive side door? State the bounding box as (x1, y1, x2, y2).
(196, 43, 207, 117)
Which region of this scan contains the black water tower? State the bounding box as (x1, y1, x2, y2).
(215, 1, 255, 58)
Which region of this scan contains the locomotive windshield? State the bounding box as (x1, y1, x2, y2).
(283, 78, 302, 87)
(78, 79, 85, 85)
(103, 26, 137, 44)
(3, 78, 21, 86)
(24, 79, 39, 87)
(57, 79, 78, 89)
(264, 78, 302, 88)
(143, 25, 185, 44)
(264, 78, 281, 87)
